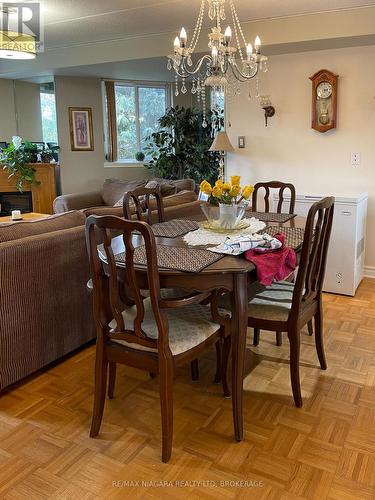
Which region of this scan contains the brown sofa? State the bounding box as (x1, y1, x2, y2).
(0, 211, 95, 391)
(53, 177, 197, 215)
(0, 199, 203, 391)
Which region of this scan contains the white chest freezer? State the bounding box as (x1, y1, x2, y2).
(273, 193, 368, 296)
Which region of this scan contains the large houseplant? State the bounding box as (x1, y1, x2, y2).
(0, 136, 57, 192)
(144, 106, 224, 185)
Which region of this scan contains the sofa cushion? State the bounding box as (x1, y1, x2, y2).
(102, 178, 146, 206)
(145, 190, 197, 212)
(146, 178, 177, 196)
(82, 206, 124, 218)
(0, 211, 86, 243)
(170, 179, 196, 192)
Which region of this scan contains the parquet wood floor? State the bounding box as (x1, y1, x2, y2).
(0, 280, 374, 499)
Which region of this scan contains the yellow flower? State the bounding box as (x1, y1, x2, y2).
(231, 175, 241, 186)
(200, 180, 212, 195)
(222, 182, 231, 191)
(212, 185, 223, 198)
(229, 185, 241, 197)
(241, 185, 254, 200)
(215, 179, 223, 188)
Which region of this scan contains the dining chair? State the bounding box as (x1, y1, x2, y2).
(123, 186, 165, 224)
(123, 185, 208, 381)
(252, 181, 296, 214)
(221, 196, 334, 407)
(85, 215, 230, 462)
(251, 180, 297, 346)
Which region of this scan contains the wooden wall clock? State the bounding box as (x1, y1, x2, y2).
(309, 69, 338, 133)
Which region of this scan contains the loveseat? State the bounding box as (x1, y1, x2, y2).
(53, 177, 199, 217)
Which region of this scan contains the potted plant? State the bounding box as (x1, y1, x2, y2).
(144, 106, 223, 185)
(200, 176, 254, 229)
(135, 151, 145, 162)
(0, 136, 58, 192)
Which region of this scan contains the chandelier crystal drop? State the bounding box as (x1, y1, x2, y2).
(167, 0, 268, 116)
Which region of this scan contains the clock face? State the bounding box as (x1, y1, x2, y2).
(317, 81, 332, 99)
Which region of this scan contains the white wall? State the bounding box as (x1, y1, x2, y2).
(54, 76, 148, 194)
(0, 79, 43, 142)
(14, 81, 43, 141)
(0, 79, 17, 141)
(226, 45, 375, 268)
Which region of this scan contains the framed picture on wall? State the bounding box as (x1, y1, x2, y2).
(68, 107, 94, 151)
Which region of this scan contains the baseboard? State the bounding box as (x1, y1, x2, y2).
(364, 266, 375, 278)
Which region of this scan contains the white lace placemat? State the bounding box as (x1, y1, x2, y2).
(183, 218, 266, 247)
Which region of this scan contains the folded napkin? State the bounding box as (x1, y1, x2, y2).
(209, 233, 282, 256)
(244, 233, 297, 285)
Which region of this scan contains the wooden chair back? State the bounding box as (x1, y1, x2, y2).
(123, 186, 165, 224)
(85, 215, 214, 354)
(252, 181, 296, 214)
(86, 215, 164, 352)
(291, 197, 335, 317)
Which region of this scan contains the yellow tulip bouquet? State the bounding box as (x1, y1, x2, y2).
(200, 176, 254, 206)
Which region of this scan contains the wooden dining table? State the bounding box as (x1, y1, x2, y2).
(100, 215, 305, 443)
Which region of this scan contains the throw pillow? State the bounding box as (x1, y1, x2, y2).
(146, 178, 177, 197)
(102, 178, 146, 206)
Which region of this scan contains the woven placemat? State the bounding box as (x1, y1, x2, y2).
(115, 245, 223, 273)
(261, 226, 305, 250)
(151, 219, 200, 238)
(247, 211, 296, 223)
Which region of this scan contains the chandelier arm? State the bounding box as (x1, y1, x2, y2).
(230, 60, 259, 80)
(179, 54, 213, 76)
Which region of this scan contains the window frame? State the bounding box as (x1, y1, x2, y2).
(103, 79, 171, 163)
(40, 88, 58, 144)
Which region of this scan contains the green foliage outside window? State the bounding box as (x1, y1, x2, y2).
(40, 92, 58, 143)
(115, 85, 167, 160)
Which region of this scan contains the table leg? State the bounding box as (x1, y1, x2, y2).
(231, 272, 248, 441)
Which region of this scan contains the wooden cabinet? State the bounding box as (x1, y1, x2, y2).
(0, 163, 57, 214)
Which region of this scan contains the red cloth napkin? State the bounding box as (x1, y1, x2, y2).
(244, 233, 296, 286)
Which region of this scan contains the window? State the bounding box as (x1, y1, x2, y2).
(40, 90, 58, 143)
(105, 81, 168, 162)
(211, 88, 225, 116)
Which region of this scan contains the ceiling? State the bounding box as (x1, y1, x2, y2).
(2, 0, 375, 80)
(39, 0, 375, 49)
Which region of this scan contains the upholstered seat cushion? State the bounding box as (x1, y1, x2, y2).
(248, 280, 294, 322)
(109, 295, 220, 356)
(217, 281, 294, 322)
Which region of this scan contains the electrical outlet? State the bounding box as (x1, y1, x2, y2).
(351, 152, 361, 167)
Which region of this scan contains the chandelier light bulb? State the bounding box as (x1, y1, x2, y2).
(224, 26, 232, 44)
(180, 27, 187, 44)
(254, 36, 261, 50)
(246, 43, 253, 58)
(174, 36, 180, 49)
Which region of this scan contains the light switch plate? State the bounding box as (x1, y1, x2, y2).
(238, 136, 245, 148)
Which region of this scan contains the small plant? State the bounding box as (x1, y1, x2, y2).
(0, 136, 58, 192)
(135, 151, 145, 162)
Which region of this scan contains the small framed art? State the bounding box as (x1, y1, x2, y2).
(69, 107, 94, 151)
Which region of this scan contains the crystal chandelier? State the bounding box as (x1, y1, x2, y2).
(167, 0, 268, 126)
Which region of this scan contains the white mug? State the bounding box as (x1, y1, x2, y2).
(11, 210, 22, 220)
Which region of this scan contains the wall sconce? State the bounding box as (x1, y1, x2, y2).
(260, 95, 275, 127)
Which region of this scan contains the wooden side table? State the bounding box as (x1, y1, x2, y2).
(0, 212, 50, 223)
